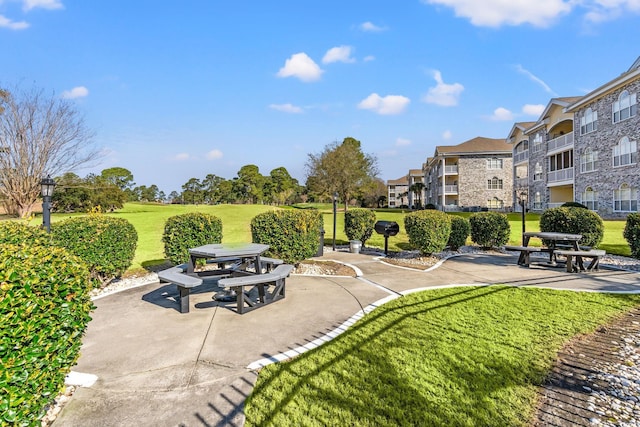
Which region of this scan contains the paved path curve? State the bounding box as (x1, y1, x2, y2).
(54, 250, 640, 426)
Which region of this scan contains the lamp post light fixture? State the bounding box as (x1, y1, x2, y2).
(41, 175, 56, 233)
(332, 192, 338, 251)
(519, 191, 527, 244)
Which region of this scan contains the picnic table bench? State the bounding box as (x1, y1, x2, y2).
(157, 263, 206, 314)
(503, 245, 543, 267)
(218, 264, 294, 314)
(555, 249, 606, 273)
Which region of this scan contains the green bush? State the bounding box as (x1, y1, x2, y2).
(623, 213, 640, 259)
(469, 212, 510, 248)
(424, 203, 437, 210)
(539, 207, 604, 248)
(0, 221, 52, 246)
(0, 243, 93, 425)
(344, 208, 376, 247)
(561, 201, 588, 209)
(162, 212, 223, 265)
(54, 215, 138, 284)
(251, 209, 322, 264)
(448, 216, 470, 251)
(403, 210, 451, 255)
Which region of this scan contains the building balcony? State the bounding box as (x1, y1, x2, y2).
(547, 168, 574, 184)
(547, 132, 574, 155)
(438, 165, 459, 177)
(513, 150, 529, 164)
(438, 185, 458, 195)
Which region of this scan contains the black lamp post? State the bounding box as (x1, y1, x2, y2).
(332, 192, 338, 251)
(41, 175, 56, 233)
(519, 191, 527, 244)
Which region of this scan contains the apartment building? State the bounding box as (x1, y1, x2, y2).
(406, 169, 425, 208)
(423, 137, 513, 211)
(509, 57, 639, 219)
(387, 175, 409, 208)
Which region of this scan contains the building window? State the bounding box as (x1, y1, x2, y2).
(614, 184, 638, 212)
(580, 148, 598, 173)
(533, 163, 543, 181)
(613, 136, 637, 167)
(487, 177, 503, 190)
(487, 158, 503, 169)
(532, 134, 543, 153)
(580, 108, 598, 135)
(613, 90, 637, 123)
(582, 187, 598, 211)
(533, 192, 543, 210)
(487, 198, 503, 209)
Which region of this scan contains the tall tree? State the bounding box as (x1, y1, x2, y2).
(0, 85, 97, 217)
(201, 173, 225, 204)
(236, 164, 265, 204)
(306, 137, 379, 210)
(409, 182, 425, 209)
(181, 178, 203, 204)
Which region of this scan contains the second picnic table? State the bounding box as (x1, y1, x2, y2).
(506, 231, 582, 267)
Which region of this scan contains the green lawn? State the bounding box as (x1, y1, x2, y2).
(18, 204, 632, 273)
(245, 287, 640, 426)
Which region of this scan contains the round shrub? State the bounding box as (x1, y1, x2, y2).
(54, 215, 138, 284)
(403, 210, 451, 255)
(251, 209, 322, 264)
(561, 201, 588, 209)
(162, 212, 222, 265)
(469, 212, 510, 248)
(448, 216, 470, 251)
(0, 221, 52, 246)
(0, 243, 93, 425)
(344, 208, 376, 247)
(539, 207, 604, 248)
(623, 213, 640, 259)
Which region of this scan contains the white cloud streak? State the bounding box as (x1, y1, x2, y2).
(206, 149, 223, 160)
(23, 0, 64, 11)
(322, 46, 356, 64)
(174, 153, 190, 161)
(515, 64, 557, 96)
(269, 103, 304, 114)
(523, 104, 545, 116)
(276, 53, 324, 82)
(490, 107, 514, 121)
(422, 70, 464, 107)
(61, 86, 89, 99)
(358, 93, 410, 115)
(359, 21, 387, 32)
(395, 138, 411, 146)
(0, 15, 29, 29)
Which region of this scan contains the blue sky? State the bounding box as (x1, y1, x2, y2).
(2, 0, 639, 194)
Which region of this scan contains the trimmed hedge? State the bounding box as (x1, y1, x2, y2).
(162, 212, 223, 265)
(54, 215, 138, 284)
(624, 213, 640, 259)
(344, 208, 376, 247)
(404, 210, 451, 255)
(448, 216, 470, 251)
(469, 212, 510, 248)
(251, 209, 322, 264)
(0, 221, 52, 247)
(0, 243, 93, 425)
(539, 207, 604, 248)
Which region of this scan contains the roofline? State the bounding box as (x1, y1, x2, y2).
(566, 67, 640, 112)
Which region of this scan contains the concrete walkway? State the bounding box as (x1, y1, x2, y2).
(54, 250, 640, 427)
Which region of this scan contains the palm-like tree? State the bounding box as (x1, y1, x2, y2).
(409, 182, 425, 209)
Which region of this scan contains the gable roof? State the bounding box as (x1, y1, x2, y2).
(434, 136, 512, 156)
(506, 121, 536, 143)
(387, 176, 409, 185)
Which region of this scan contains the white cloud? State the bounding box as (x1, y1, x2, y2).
(322, 46, 356, 64)
(523, 104, 545, 116)
(583, 0, 640, 23)
(490, 107, 514, 121)
(0, 15, 29, 29)
(174, 153, 190, 161)
(442, 130, 452, 140)
(515, 64, 557, 95)
(276, 53, 324, 82)
(422, 0, 571, 27)
(363, 55, 376, 62)
(206, 149, 223, 160)
(396, 138, 411, 146)
(358, 93, 410, 115)
(422, 70, 464, 107)
(61, 86, 89, 99)
(269, 103, 304, 114)
(23, 0, 64, 11)
(359, 21, 387, 32)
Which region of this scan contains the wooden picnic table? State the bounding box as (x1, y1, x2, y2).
(505, 231, 582, 267)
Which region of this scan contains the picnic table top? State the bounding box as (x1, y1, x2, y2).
(189, 242, 270, 259)
(523, 231, 582, 241)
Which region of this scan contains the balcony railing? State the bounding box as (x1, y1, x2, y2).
(438, 165, 458, 176)
(547, 132, 574, 154)
(513, 150, 529, 164)
(438, 185, 458, 195)
(547, 167, 574, 183)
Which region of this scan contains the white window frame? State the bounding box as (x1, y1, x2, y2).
(487, 177, 503, 190)
(581, 187, 598, 211)
(614, 184, 638, 212)
(613, 90, 637, 124)
(533, 192, 543, 210)
(487, 198, 504, 209)
(580, 108, 598, 135)
(486, 158, 503, 169)
(613, 136, 637, 167)
(532, 134, 543, 153)
(533, 162, 543, 181)
(580, 148, 598, 173)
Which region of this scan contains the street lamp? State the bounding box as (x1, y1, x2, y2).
(519, 191, 527, 244)
(41, 175, 56, 233)
(332, 192, 338, 251)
